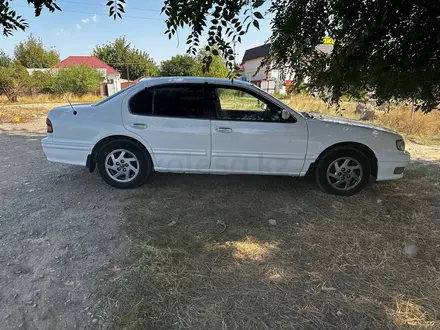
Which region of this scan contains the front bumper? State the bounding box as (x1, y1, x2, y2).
(376, 151, 410, 181)
(41, 137, 91, 166)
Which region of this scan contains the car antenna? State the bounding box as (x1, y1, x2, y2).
(64, 92, 77, 115)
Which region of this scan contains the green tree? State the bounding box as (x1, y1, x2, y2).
(159, 55, 198, 77)
(0, 50, 11, 67)
(14, 35, 60, 68)
(28, 70, 55, 94)
(0, 64, 29, 102)
(3, 1, 440, 110)
(193, 48, 228, 78)
(264, 0, 440, 110)
(50, 65, 102, 95)
(93, 37, 158, 80)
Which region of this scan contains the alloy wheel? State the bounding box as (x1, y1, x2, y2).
(326, 157, 363, 191)
(105, 149, 140, 183)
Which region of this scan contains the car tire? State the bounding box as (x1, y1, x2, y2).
(97, 139, 152, 189)
(315, 147, 371, 196)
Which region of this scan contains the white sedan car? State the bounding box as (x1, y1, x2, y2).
(42, 77, 410, 195)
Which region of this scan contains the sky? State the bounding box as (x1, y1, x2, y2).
(0, 0, 272, 65)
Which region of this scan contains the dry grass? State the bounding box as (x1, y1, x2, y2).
(96, 155, 440, 329)
(0, 103, 60, 123)
(379, 110, 440, 145)
(287, 95, 440, 145)
(223, 236, 278, 261)
(0, 94, 102, 123)
(0, 93, 102, 104)
(389, 298, 436, 328)
(0, 102, 78, 123)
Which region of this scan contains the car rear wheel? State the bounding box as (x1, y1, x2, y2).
(315, 148, 371, 196)
(97, 140, 152, 189)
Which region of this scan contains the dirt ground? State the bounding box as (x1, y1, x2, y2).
(0, 119, 439, 330)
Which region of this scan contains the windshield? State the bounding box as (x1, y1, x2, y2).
(94, 83, 138, 106)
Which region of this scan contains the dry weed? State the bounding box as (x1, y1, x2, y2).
(389, 297, 436, 328)
(0, 93, 102, 104)
(0, 103, 60, 123)
(287, 95, 440, 145)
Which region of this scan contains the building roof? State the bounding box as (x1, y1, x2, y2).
(242, 43, 334, 63)
(242, 44, 271, 63)
(56, 56, 120, 75)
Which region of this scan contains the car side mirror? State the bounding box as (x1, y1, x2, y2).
(260, 103, 267, 110)
(282, 109, 291, 120)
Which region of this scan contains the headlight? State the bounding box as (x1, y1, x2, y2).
(396, 139, 405, 151)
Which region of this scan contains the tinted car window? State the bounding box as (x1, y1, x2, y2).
(129, 88, 153, 115)
(153, 86, 206, 118)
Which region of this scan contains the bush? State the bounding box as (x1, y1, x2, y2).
(0, 64, 103, 101)
(50, 65, 102, 95)
(0, 64, 29, 102)
(28, 70, 56, 94)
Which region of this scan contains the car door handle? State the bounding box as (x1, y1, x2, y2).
(131, 123, 148, 129)
(215, 127, 233, 133)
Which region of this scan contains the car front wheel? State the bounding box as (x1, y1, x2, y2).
(315, 148, 371, 196)
(97, 140, 152, 189)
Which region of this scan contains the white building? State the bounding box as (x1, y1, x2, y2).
(240, 43, 334, 94)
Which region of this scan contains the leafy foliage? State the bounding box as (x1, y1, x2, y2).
(161, 0, 264, 78)
(93, 37, 158, 80)
(14, 35, 60, 68)
(28, 70, 56, 93)
(159, 55, 198, 77)
(107, 0, 126, 19)
(0, 63, 29, 101)
(0, 50, 12, 67)
(0, 64, 102, 98)
(193, 48, 228, 78)
(0, 0, 28, 36)
(50, 65, 102, 95)
(0, 0, 59, 36)
(2, 0, 440, 110)
(159, 50, 228, 78)
(266, 0, 440, 111)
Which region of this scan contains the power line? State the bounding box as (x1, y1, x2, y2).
(57, 0, 160, 12)
(11, 4, 163, 21)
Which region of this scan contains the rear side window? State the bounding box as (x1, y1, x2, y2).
(154, 86, 207, 118)
(129, 85, 207, 118)
(129, 88, 153, 115)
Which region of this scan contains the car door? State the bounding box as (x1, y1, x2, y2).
(122, 83, 211, 171)
(208, 85, 308, 175)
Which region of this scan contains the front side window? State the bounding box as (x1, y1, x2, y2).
(129, 85, 207, 118)
(215, 87, 285, 122)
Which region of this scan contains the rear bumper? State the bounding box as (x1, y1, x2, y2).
(376, 152, 410, 181)
(41, 137, 91, 166)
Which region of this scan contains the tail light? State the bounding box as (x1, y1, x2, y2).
(46, 118, 53, 133)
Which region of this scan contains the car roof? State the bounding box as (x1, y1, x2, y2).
(137, 76, 253, 88)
